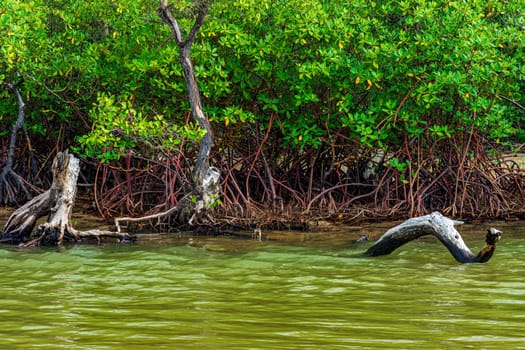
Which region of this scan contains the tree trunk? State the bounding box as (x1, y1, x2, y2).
(1, 151, 133, 246)
(0, 79, 34, 204)
(158, 1, 217, 201)
(364, 212, 502, 263)
(114, 1, 220, 231)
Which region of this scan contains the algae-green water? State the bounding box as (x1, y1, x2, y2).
(0, 222, 524, 349)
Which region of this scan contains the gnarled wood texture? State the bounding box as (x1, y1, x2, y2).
(1, 151, 133, 246)
(364, 212, 502, 263)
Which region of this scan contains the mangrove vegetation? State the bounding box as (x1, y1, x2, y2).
(1, 0, 524, 233)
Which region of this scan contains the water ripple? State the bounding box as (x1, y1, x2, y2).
(0, 235, 523, 349)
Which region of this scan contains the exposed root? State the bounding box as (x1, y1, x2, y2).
(114, 166, 220, 233)
(0, 151, 134, 246)
(86, 119, 524, 231)
(115, 201, 184, 233)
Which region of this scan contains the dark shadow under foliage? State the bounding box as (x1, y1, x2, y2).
(77, 121, 524, 232)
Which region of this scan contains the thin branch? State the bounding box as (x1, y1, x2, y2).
(185, 0, 211, 47)
(496, 93, 525, 111)
(158, 0, 184, 44)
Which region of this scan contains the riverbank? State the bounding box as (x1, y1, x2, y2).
(1, 203, 523, 243)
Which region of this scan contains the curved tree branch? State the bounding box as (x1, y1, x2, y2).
(158, 0, 184, 44)
(185, 0, 210, 46)
(365, 212, 502, 263)
(0, 78, 34, 204)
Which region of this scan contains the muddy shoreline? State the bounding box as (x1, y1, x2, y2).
(1, 204, 522, 244)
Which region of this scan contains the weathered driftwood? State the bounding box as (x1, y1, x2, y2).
(1, 151, 133, 246)
(364, 212, 502, 263)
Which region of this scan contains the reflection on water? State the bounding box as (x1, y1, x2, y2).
(0, 220, 523, 349)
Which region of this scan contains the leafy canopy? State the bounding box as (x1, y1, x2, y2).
(1, 0, 523, 158)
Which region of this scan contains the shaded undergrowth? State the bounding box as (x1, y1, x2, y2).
(75, 123, 525, 232)
(1, 123, 523, 232)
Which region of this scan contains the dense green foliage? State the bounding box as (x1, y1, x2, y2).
(1, 0, 524, 218)
(2, 0, 523, 152)
(204, 0, 524, 147)
(1, 0, 191, 156)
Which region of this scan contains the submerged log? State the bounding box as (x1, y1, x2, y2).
(364, 212, 502, 263)
(1, 151, 133, 246)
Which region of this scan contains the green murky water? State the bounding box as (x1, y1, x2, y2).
(0, 222, 524, 349)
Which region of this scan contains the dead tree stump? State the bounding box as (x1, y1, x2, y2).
(1, 151, 133, 246)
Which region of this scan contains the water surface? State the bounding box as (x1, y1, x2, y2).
(0, 221, 524, 349)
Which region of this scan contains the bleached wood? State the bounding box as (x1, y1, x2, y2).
(364, 212, 501, 263)
(1, 151, 133, 246)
